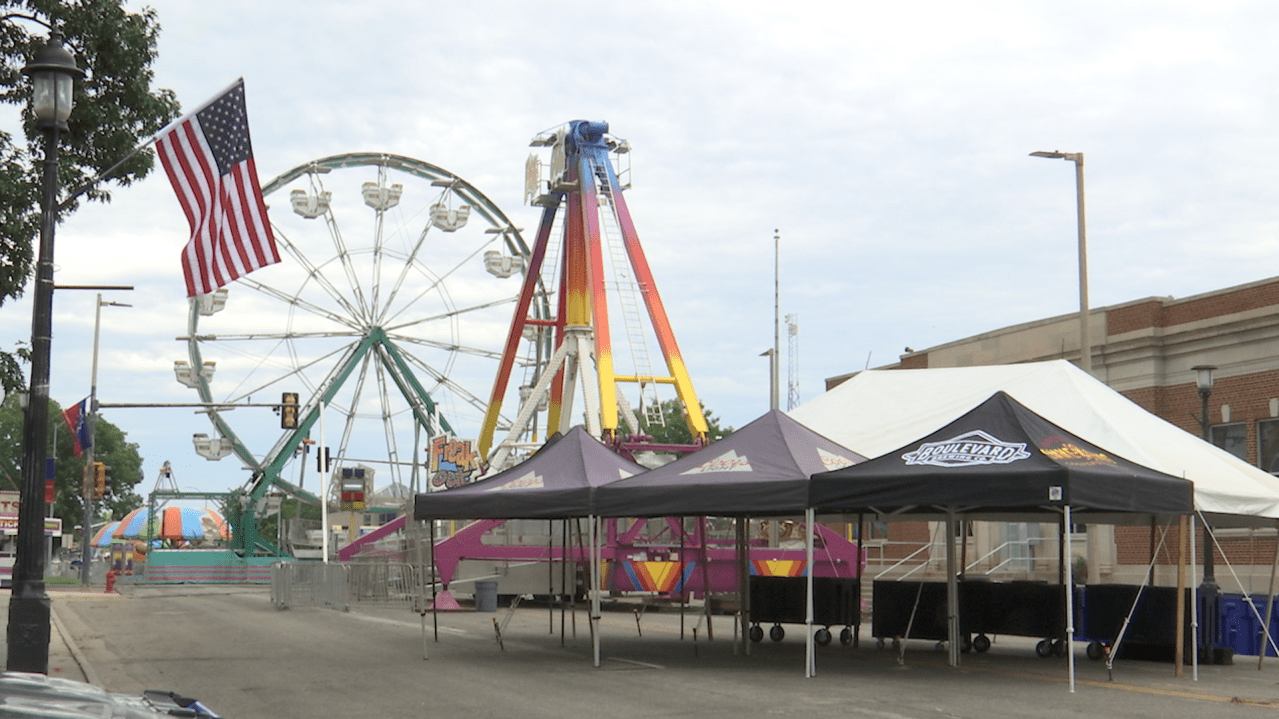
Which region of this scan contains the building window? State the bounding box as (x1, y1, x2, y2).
(1260, 419, 1279, 474)
(1211, 422, 1248, 463)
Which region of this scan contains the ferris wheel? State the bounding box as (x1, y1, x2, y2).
(178, 153, 547, 496)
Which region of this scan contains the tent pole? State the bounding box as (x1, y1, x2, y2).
(805, 507, 816, 678)
(699, 517, 714, 641)
(738, 516, 751, 657)
(561, 519, 568, 646)
(1175, 514, 1187, 677)
(680, 518, 687, 640)
(591, 514, 601, 667)
(945, 509, 959, 667)
(1189, 513, 1198, 681)
(856, 512, 864, 648)
(1258, 518, 1279, 671)
(430, 519, 438, 641)
(1065, 505, 1076, 693)
(549, 519, 554, 634)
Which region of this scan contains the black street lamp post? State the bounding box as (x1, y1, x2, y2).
(1193, 364, 1219, 661)
(7, 31, 84, 674)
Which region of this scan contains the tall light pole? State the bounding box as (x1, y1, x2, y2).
(771, 229, 780, 411)
(1030, 151, 1091, 376)
(82, 293, 132, 585)
(1193, 364, 1219, 658)
(9, 31, 84, 674)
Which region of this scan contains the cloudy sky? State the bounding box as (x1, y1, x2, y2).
(2, 1, 1278, 498)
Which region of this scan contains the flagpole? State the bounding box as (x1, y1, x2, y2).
(57, 138, 158, 213)
(56, 77, 246, 213)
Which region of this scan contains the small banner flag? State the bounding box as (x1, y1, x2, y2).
(60, 397, 91, 458)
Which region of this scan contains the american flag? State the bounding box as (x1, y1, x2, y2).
(156, 79, 279, 297)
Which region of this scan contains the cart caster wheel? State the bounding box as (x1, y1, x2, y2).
(840, 627, 854, 646)
(1086, 641, 1105, 661)
(935, 642, 945, 652)
(769, 624, 785, 642)
(815, 628, 832, 646)
(972, 634, 991, 653)
(749, 625, 764, 643)
(892, 638, 901, 651)
(1052, 639, 1067, 657)
(1035, 639, 1052, 658)
(876, 637, 885, 650)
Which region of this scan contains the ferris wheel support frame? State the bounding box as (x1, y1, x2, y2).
(185, 152, 544, 557)
(233, 328, 458, 555)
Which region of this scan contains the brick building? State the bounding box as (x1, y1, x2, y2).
(829, 276, 1279, 591)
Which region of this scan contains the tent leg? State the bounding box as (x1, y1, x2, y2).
(945, 510, 959, 668)
(698, 517, 714, 642)
(680, 519, 686, 640)
(805, 508, 816, 678)
(590, 515, 601, 668)
(1189, 514, 1198, 681)
(549, 520, 554, 634)
(737, 516, 751, 657)
(1259, 518, 1279, 670)
(1175, 514, 1187, 678)
(430, 520, 438, 642)
(1065, 505, 1076, 694)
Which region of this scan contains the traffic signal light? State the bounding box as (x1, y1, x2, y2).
(92, 462, 106, 500)
(280, 392, 299, 429)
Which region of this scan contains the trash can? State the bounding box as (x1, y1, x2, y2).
(475, 580, 498, 612)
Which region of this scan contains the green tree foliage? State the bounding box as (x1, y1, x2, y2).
(254, 498, 321, 548)
(0, 0, 179, 395)
(0, 395, 144, 534)
(635, 399, 733, 446)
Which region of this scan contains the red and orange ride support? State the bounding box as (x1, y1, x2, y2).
(479, 121, 707, 465)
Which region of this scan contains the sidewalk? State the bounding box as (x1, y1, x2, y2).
(0, 584, 104, 684)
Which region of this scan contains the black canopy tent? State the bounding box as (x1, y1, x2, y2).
(413, 425, 645, 666)
(810, 391, 1193, 519)
(807, 391, 1195, 688)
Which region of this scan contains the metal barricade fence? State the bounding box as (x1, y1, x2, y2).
(346, 562, 419, 608)
(271, 562, 350, 611)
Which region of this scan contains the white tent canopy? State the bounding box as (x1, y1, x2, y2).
(789, 360, 1279, 526)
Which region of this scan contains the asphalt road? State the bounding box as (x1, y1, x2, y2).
(21, 585, 1279, 718)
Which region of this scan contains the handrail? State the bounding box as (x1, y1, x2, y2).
(874, 543, 934, 581)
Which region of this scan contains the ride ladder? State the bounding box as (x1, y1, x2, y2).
(589, 156, 664, 429)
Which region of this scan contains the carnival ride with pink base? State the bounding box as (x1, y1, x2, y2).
(346, 121, 865, 641)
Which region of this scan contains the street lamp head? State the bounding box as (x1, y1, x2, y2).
(1192, 364, 1217, 397)
(21, 32, 85, 130)
(1030, 150, 1083, 163)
